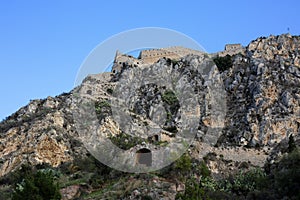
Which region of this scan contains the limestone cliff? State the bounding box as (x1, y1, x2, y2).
(0, 33, 299, 200)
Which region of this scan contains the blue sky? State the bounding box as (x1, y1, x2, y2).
(0, 0, 299, 120)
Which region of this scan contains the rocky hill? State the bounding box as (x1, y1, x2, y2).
(0, 34, 299, 199)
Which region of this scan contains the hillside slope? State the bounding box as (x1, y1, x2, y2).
(0, 33, 299, 199)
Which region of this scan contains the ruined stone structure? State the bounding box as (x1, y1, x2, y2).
(112, 51, 143, 74)
(225, 44, 242, 51)
(217, 43, 245, 57)
(139, 46, 206, 63)
(112, 45, 247, 74)
(112, 46, 205, 74)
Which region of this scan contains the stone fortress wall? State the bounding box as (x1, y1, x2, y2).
(112, 46, 206, 74)
(139, 46, 205, 64)
(225, 44, 242, 51)
(112, 45, 245, 74)
(112, 51, 142, 74)
(217, 43, 245, 57)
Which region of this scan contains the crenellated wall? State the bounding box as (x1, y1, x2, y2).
(112, 47, 206, 74)
(112, 45, 246, 74)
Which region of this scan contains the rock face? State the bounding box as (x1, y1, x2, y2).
(220, 34, 300, 148)
(0, 33, 299, 199)
(0, 93, 86, 177)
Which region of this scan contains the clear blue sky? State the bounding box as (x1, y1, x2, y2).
(0, 0, 299, 121)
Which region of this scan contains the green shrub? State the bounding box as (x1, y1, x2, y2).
(175, 178, 208, 200)
(95, 100, 110, 112)
(171, 59, 179, 66)
(175, 154, 192, 171)
(109, 132, 144, 150)
(72, 153, 113, 175)
(218, 168, 266, 195)
(12, 169, 61, 200)
(176, 176, 231, 200)
(162, 90, 178, 106)
(0, 185, 13, 200)
(175, 179, 200, 200)
(166, 58, 180, 66)
(95, 100, 111, 121)
(139, 195, 153, 200)
(200, 176, 218, 191)
(213, 55, 233, 72)
(288, 134, 297, 153)
(274, 148, 300, 198)
(199, 161, 211, 178)
(161, 90, 180, 126)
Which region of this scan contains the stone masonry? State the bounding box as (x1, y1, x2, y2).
(112, 46, 206, 74)
(112, 45, 246, 74)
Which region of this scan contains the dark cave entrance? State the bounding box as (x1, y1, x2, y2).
(136, 148, 152, 166)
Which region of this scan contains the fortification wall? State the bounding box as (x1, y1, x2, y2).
(112, 52, 144, 74)
(218, 44, 245, 57)
(139, 48, 179, 63)
(217, 48, 245, 57)
(139, 46, 205, 64)
(139, 46, 206, 61)
(112, 46, 206, 74)
(225, 44, 242, 51)
(112, 45, 245, 74)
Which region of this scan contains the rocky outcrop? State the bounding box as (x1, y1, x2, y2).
(220, 34, 300, 148)
(0, 93, 87, 177)
(248, 34, 300, 65)
(0, 33, 299, 199)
